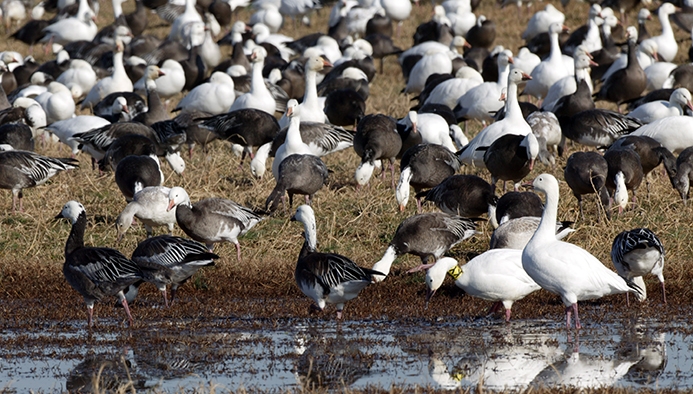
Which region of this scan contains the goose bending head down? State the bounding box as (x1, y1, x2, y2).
(421, 254, 540, 321)
(291, 205, 383, 319)
(521, 174, 645, 330)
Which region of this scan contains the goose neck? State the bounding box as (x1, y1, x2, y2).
(250, 59, 266, 93)
(286, 116, 303, 145)
(303, 68, 319, 108)
(659, 9, 674, 37)
(549, 31, 561, 63)
(626, 40, 638, 66)
(301, 219, 318, 254)
(112, 51, 126, 79)
(112, 0, 123, 17)
(504, 80, 522, 119)
(535, 186, 560, 242)
(65, 212, 87, 256)
(497, 62, 511, 87)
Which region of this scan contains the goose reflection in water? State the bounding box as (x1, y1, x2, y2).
(66, 351, 146, 392)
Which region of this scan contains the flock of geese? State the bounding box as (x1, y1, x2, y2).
(0, 0, 685, 330)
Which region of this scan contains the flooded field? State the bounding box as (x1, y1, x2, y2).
(1, 314, 691, 392)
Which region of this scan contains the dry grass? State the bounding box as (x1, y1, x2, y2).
(1, 0, 693, 391)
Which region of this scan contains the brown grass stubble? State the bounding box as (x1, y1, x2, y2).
(0, 0, 692, 347)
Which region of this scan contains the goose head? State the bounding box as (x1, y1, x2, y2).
(113, 25, 133, 45)
(249, 46, 268, 63)
(145, 65, 165, 81)
(548, 22, 566, 37)
(575, 53, 598, 70)
(508, 67, 531, 85)
(670, 88, 693, 112)
(613, 171, 628, 213)
(531, 173, 559, 197)
(673, 164, 692, 204)
(658, 2, 677, 17)
(588, 4, 602, 19)
(251, 23, 271, 42)
(498, 49, 513, 67)
(112, 96, 129, 115)
(352, 38, 373, 56)
(306, 55, 332, 73)
(290, 205, 318, 244)
(209, 71, 234, 86)
(285, 98, 300, 118)
(639, 39, 658, 61)
(637, 8, 651, 23)
(625, 25, 638, 43)
(56, 200, 85, 224)
(424, 257, 460, 306)
(450, 36, 470, 52)
(407, 111, 418, 135)
(167, 187, 191, 211)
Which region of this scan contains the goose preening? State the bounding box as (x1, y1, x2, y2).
(608, 135, 676, 194)
(419, 254, 540, 321)
(396, 143, 461, 213)
(114, 154, 164, 201)
(526, 111, 561, 164)
(562, 109, 642, 148)
(626, 88, 693, 124)
(354, 111, 402, 187)
(115, 186, 177, 242)
(417, 174, 497, 219)
(479, 132, 539, 192)
(604, 147, 643, 214)
(457, 67, 532, 168)
(166, 186, 263, 261)
(611, 228, 666, 304)
(564, 151, 610, 220)
(490, 216, 575, 250)
(56, 201, 143, 327)
(521, 174, 644, 330)
(128, 235, 218, 307)
(0, 150, 78, 212)
(265, 153, 329, 212)
(371, 212, 478, 282)
(291, 204, 382, 319)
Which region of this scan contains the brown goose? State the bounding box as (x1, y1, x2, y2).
(132, 67, 168, 126)
(100, 134, 158, 172)
(56, 201, 143, 327)
(479, 133, 539, 193)
(564, 151, 610, 221)
(672, 147, 693, 203)
(166, 187, 263, 261)
(604, 148, 644, 214)
(417, 175, 498, 218)
(561, 109, 642, 148)
(608, 135, 677, 193)
(491, 191, 543, 228)
(396, 143, 460, 213)
(371, 212, 478, 282)
(594, 27, 646, 111)
(465, 15, 496, 49)
(0, 123, 34, 151)
(265, 154, 329, 213)
(114, 154, 164, 201)
(0, 150, 78, 212)
(173, 110, 218, 158)
(354, 113, 403, 187)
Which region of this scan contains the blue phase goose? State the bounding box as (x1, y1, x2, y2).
(604, 148, 643, 214)
(353, 110, 403, 187)
(396, 143, 461, 213)
(416, 174, 498, 219)
(522, 174, 644, 330)
(291, 205, 383, 319)
(490, 191, 543, 228)
(419, 255, 541, 321)
(166, 187, 263, 261)
(564, 151, 610, 221)
(265, 154, 329, 213)
(127, 235, 219, 307)
(611, 228, 665, 305)
(372, 212, 478, 282)
(0, 150, 78, 212)
(479, 132, 539, 193)
(56, 201, 144, 327)
(608, 135, 676, 194)
(673, 147, 693, 203)
(114, 154, 164, 201)
(562, 109, 642, 148)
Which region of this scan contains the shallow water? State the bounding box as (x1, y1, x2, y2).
(0, 316, 691, 392)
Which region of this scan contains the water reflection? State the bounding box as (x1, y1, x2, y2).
(0, 318, 687, 391)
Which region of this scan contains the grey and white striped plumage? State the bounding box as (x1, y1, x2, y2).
(563, 109, 642, 147)
(0, 150, 78, 211)
(73, 122, 157, 160)
(126, 235, 218, 306)
(57, 200, 143, 327)
(611, 228, 666, 304)
(272, 122, 355, 157)
(291, 205, 382, 319)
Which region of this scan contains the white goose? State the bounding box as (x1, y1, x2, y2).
(272, 100, 314, 179)
(522, 23, 571, 100)
(542, 52, 596, 112)
(421, 254, 540, 321)
(631, 116, 693, 153)
(229, 46, 277, 115)
(34, 82, 76, 124)
(45, 116, 111, 155)
(115, 186, 177, 242)
(458, 67, 532, 167)
(174, 71, 235, 115)
(168, 0, 203, 45)
(640, 3, 677, 62)
(522, 174, 644, 329)
(81, 39, 133, 110)
(404, 51, 453, 95)
(40, 0, 97, 46)
(151, 60, 185, 100)
(278, 56, 331, 128)
(521, 4, 565, 41)
(423, 66, 483, 110)
(454, 49, 512, 123)
(250, 2, 283, 33)
(57, 59, 97, 100)
(400, 111, 459, 152)
(627, 88, 693, 124)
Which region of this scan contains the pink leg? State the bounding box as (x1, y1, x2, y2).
(661, 281, 667, 304)
(416, 197, 422, 214)
(162, 289, 169, 308)
(121, 297, 134, 326)
(505, 308, 512, 322)
(565, 305, 572, 330)
(573, 303, 581, 330)
(626, 292, 630, 306)
(336, 309, 343, 319)
(235, 242, 242, 262)
(406, 263, 435, 273)
(87, 306, 94, 327)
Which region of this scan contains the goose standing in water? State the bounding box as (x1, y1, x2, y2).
(522, 174, 644, 329)
(56, 201, 143, 327)
(611, 228, 666, 304)
(291, 205, 383, 319)
(419, 254, 540, 321)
